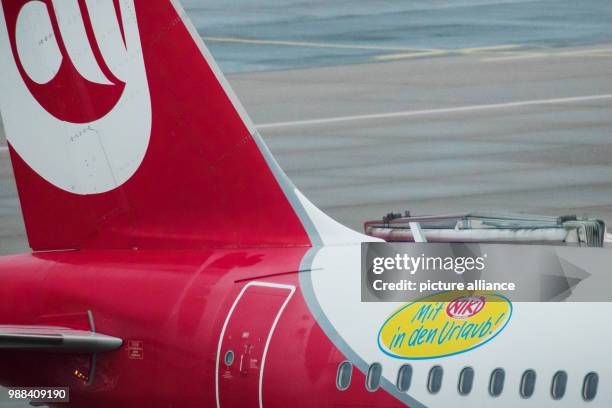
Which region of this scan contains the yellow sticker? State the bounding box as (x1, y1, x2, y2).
(378, 291, 512, 359)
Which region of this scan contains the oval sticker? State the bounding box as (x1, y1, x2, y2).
(378, 291, 512, 359)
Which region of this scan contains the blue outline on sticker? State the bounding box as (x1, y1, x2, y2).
(377, 291, 513, 360)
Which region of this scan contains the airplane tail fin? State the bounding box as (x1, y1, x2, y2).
(0, 0, 336, 250)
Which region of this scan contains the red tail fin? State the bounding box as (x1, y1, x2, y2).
(0, 0, 311, 250)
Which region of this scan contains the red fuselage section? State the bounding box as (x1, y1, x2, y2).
(0, 249, 401, 407)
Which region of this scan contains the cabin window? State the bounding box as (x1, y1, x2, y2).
(366, 363, 382, 392)
(519, 369, 536, 398)
(551, 371, 568, 400)
(396, 364, 413, 392)
(223, 350, 235, 366)
(582, 372, 598, 401)
(427, 366, 443, 394)
(458, 367, 474, 396)
(489, 368, 505, 397)
(336, 361, 352, 391)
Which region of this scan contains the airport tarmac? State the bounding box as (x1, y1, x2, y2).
(1, 43, 612, 254)
(189, 0, 612, 73)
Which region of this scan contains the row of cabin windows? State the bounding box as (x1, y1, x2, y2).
(336, 362, 599, 402)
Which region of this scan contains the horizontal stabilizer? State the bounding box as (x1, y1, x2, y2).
(0, 325, 122, 353)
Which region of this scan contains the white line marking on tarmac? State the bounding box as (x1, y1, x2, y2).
(202, 36, 428, 52)
(204, 37, 527, 60)
(376, 44, 523, 61)
(483, 53, 550, 62)
(256, 94, 612, 129)
(484, 47, 612, 62)
(374, 49, 447, 61)
(460, 44, 522, 53)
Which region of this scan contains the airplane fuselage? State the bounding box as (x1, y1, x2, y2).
(0, 248, 400, 407)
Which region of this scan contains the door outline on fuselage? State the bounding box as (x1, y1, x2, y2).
(215, 281, 296, 408)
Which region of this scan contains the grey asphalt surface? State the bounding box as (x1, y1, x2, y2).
(1, 44, 612, 254)
(239, 44, 612, 232)
(189, 0, 612, 73)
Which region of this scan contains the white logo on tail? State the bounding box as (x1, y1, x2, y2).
(0, 0, 151, 194)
